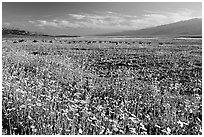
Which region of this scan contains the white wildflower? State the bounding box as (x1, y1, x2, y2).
(166, 127, 171, 134)
(79, 128, 82, 134)
(177, 120, 184, 128)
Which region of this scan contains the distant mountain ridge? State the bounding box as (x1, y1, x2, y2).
(99, 18, 202, 37)
(2, 27, 48, 36)
(2, 28, 80, 37)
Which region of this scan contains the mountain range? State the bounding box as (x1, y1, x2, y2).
(98, 18, 202, 37)
(3, 18, 202, 37)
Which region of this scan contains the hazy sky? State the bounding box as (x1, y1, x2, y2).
(2, 2, 202, 35)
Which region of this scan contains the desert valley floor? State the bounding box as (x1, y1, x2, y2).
(2, 36, 202, 135)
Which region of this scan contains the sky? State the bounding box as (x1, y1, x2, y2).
(2, 2, 202, 35)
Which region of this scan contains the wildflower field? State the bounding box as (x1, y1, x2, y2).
(2, 37, 202, 135)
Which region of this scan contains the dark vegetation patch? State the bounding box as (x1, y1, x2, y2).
(33, 40, 38, 43)
(18, 39, 24, 43)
